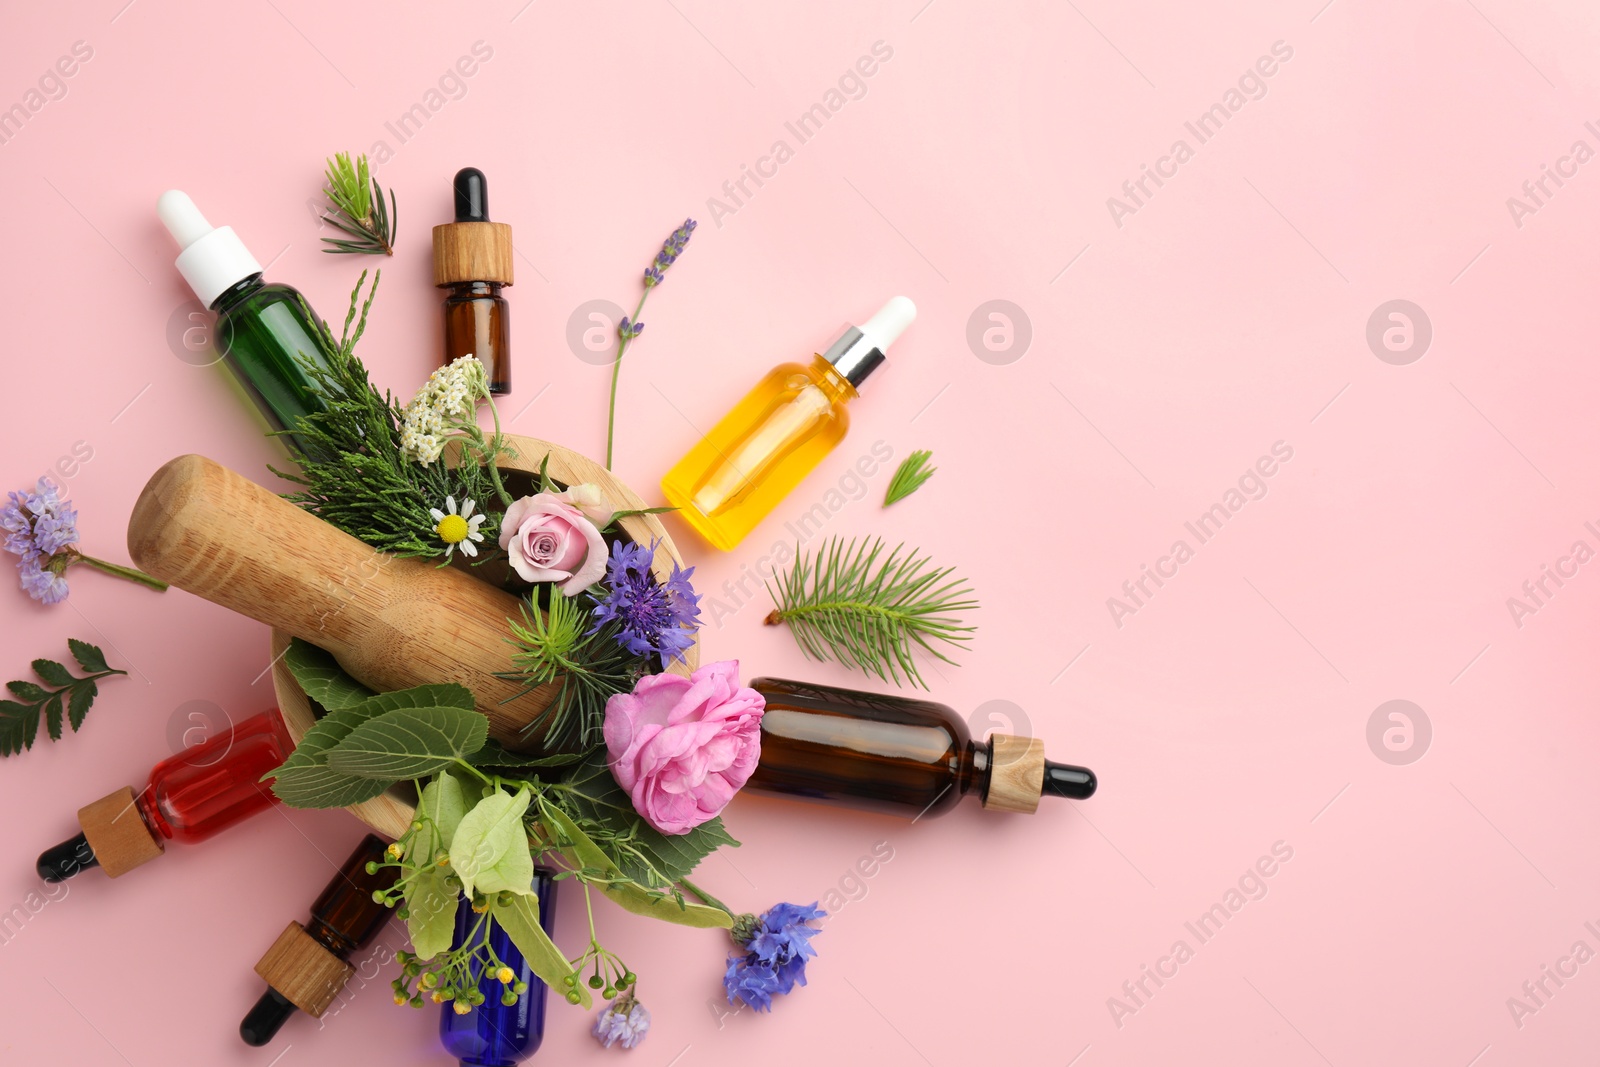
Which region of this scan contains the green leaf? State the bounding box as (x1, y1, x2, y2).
(31, 659, 75, 687)
(417, 769, 471, 851)
(42, 693, 63, 742)
(66, 681, 95, 732)
(268, 762, 393, 809)
(7, 681, 47, 703)
(405, 868, 459, 962)
(325, 706, 488, 781)
(283, 639, 377, 710)
(450, 788, 534, 898)
(67, 639, 110, 674)
(537, 802, 732, 929)
(468, 741, 584, 770)
(494, 895, 589, 1008)
(554, 749, 737, 888)
(0, 700, 34, 757)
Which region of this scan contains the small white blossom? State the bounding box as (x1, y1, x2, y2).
(400, 355, 488, 466)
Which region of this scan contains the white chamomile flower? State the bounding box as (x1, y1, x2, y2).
(429, 496, 486, 559)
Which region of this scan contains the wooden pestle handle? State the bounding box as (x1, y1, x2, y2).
(127, 454, 557, 750)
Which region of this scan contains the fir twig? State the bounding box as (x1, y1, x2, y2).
(499, 594, 639, 750)
(320, 152, 397, 256)
(883, 450, 936, 506)
(0, 640, 125, 756)
(764, 536, 977, 689)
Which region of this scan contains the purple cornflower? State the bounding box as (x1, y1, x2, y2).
(590, 540, 701, 663)
(591, 991, 651, 1049)
(723, 901, 826, 1012)
(2, 477, 165, 603)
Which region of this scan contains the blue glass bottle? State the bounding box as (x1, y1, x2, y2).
(439, 869, 556, 1067)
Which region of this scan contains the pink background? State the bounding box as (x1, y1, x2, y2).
(3, 1, 1599, 1064)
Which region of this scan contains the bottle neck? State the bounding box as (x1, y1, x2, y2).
(211, 272, 265, 313)
(807, 354, 860, 405)
(444, 280, 502, 297)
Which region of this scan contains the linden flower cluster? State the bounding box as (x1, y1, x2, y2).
(400, 354, 489, 466)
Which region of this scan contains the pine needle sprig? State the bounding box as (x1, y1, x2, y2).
(1, 640, 124, 756)
(320, 152, 397, 256)
(883, 450, 936, 506)
(499, 593, 640, 751)
(271, 271, 511, 558)
(764, 536, 977, 688)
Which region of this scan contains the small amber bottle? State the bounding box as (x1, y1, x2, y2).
(745, 677, 1096, 818)
(433, 167, 514, 394)
(660, 298, 916, 550)
(241, 834, 397, 1045)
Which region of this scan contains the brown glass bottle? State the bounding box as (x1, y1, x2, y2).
(746, 677, 1096, 818)
(241, 834, 396, 1046)
(433, 167, 514, 394)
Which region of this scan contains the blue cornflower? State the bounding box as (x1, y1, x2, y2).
(723, 901, 826, 1012)
(590, 540, 701, 663)
(591, 991, 651, 1049)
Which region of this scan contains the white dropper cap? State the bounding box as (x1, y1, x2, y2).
(157, 190, 263, 308)
(824, 296, 917, 389)
(861, 296, 917, 351)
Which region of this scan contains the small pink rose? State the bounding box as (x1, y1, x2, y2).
(603, 661, 765, 835)
(498, 492, 608, 595)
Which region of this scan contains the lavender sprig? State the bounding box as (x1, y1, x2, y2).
(606, 218, 696, 469)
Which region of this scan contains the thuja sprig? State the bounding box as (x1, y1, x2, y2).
(764, 536, 977, 689)
(0, 640, 124, 756)
(883, 449, 936, 506)
(605, 218, 696, 469)
(320, 152, 397, 256)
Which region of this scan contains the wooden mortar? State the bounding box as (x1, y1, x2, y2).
(128, 435, 696, 838)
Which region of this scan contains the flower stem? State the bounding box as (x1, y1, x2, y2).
(74, 554, 168, 592)
(678, 877, 733, 916)
(604, 290, 651, 470)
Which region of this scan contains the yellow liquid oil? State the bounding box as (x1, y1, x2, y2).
(661, 355, 855, 550)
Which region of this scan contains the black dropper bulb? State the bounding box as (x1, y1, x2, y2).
(240, 988, 297, 1046)
(36, 832, 99, 883)
(452, 167, 489, 222)
(1042, 761, 1096, 800)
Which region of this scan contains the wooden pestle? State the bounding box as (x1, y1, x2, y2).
(127, 454, 557, 751)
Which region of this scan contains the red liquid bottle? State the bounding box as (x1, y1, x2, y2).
(36, 707, 292, 882)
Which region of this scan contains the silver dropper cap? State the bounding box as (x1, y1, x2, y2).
(823, 297, 916, 389)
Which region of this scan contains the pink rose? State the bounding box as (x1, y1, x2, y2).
(498, 490, 608, 595)
(603, 660, 765, 835)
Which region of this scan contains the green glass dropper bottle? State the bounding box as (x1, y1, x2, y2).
(158, 190, 335, 453)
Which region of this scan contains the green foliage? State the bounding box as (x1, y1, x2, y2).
(321, 152, 397, 255)
(271, 271, 514, 559)
(883, 449, 937, 506)
(326, 705, 489, 781)
(764, 536, 978, 689)
(282, 639, 375, 710)
(549, 749, 738, 890)
(500, 593, 639, 751)
(0, 640, 124, 757)
(451, 788, 535, 898)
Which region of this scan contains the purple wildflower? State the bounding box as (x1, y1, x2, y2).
(591, 991, 651, 1049)
(723, 901, 826, 1012)
(642, 219, 696, 289)
(590, 539, 701, 663)
(18, 558, 69, 605)
(2, 477, 164, 603)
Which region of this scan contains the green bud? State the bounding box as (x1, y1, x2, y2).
(397, 908, 410, 921)
(603, 985, 616, 998)
(364, 861, 379, 875)
(409, 995, 424, 1009)
(404, 962, 421, 978)
(622, 971, 636, 988)
(566, 990, 582, 1005)
(563, 975, 576, 987)
(420, 972, 438, 989)
(501, 991, 518, 1006)
(513, 981, 528, 995)
(588, 974, 603, 990)
(371, 890, 386, 904)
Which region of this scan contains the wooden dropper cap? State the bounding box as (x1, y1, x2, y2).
(981, 735, 1097, 814)
(432, 167, 514, 286)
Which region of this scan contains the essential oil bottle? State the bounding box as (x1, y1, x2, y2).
(438, 869, 557, 1067)
(660, 297, 916, 550)
(745, 678, 1096, 818)
(157, 191, 334, 452)
(36, 707, 292, 882)
(433, 167, 514, 394)
(241, 834, 397, 1046)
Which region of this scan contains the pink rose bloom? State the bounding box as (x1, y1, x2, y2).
(498, 490, 608, 595)
(603, 661, 765, 835)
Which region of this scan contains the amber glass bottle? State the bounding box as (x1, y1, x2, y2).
(241, 834, 397, 1045)
(433, 167, 514, 394)
(746, 677, 1095, 818)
